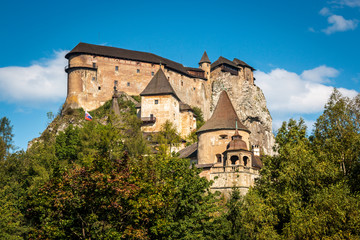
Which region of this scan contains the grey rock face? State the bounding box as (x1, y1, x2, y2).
(211, 72, 275, 156)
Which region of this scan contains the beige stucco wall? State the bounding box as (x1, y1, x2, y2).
(141, 95, 179, 133)
(197, 129, 250, 165)
(180, 111, 196, 137)
(199, 62, 211, 80)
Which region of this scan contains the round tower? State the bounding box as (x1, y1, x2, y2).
(198, 51, 211, 80)
(197, 91, 250, 165)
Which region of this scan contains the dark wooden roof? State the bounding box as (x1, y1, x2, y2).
(140, 68, 180, 100)
(199, 51, 211, 64)
(66, 42, 198, 78)
(185, 67, 205, 72)
(252, 155, 263, 169)
(233, 58, 255, 70)
(211, 56, 239, 71)
(197, 91, 250, 134)
(178, 143, 198, 158)
(179, 102, 193, 112)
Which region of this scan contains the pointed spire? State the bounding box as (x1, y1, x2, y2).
(111, 92, 121, 116)
(197, 91, 250, 133)
(199, 51, 211, 64)
(140, 68, 180, 100)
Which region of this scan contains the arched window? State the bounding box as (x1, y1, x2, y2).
(243, 156, 249, 166)
(230, 155, 239, 165)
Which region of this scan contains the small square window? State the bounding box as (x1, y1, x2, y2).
(115, 66, 119, 71)
(92, 77, 95, 81)
(137, 69, 140, 73)
(155, 100, 158, 104)
(93, 63, 96, 68)
(193, 87, 196, 91)
(127, 82, 130, 87)
(98, 86, 101, 90)
(151, 72, 154, 76)
(114, 80, 118, 85)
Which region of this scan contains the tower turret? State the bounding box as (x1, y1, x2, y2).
(199, 51, 211, 79)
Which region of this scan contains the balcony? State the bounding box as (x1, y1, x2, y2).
(141, 116, 156, 123)
(221, 65, 238, 75)
(65, 64, 98, 73)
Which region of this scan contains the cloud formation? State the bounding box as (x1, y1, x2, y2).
(322, 14, 358, 34)
(0, 51, 68, 105)
(332, 0, 360, 7)
(255, 66, 358, 114)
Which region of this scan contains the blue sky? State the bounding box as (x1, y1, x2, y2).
(0, 0, 359, 150)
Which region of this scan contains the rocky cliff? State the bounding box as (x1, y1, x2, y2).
(210, 72, 275, 155)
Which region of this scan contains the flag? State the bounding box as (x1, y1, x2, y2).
(85, 111, 93, 121)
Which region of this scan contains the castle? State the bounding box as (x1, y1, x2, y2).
(64, 42, 266, 195)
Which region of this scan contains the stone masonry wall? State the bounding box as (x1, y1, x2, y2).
(65, 54, 211, 119)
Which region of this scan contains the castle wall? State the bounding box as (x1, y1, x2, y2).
(165, 69, 211, 120)
(180, 111, 196, 137)
(66, 54, 211, 119)
(141, 95, 180, 133)
(209, 166, 260, 196)
(197, 129, 250, 165)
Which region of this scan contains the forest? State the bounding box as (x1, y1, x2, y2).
(1, 89, 360, 239)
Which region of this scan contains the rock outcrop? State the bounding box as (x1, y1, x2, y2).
(210, 72, 275, 155)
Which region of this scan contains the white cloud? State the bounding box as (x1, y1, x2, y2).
(320, 7, 331, 16)
(322, 14, 358, 34)
(332, 0, 360, 7)
(0, 51, 68, 105)
(300, 65, 339, 83)
(255, 66, 358, 115)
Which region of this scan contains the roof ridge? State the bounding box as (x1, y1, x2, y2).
(197, 91, 249, 133)
(140, 68, 180, 100)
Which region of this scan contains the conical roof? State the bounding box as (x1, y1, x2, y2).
(140, 68, 180, 100)
(199, 51, 211, 64)
(226, 130, 248, 151)
(197, 91, 250, 133)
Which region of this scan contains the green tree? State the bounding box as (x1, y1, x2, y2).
(0, 117, 14, 160)
(225, 118, 360, 239)
(312, 89, 360, 177)
(154, 120, 182, 155)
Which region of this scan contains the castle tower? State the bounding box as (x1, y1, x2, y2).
(199, 51, 211, 80)
(196, 90, 262, 196)
(197, 90, 250, 165)
(139, 68, 196, 138)
(225, 129, 252, 167)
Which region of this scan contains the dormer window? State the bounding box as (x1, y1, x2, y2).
(219, 134, 228, 139)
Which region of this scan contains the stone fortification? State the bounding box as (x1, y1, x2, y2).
(64, 42, 275, 156)
(65, 43, 211, 119)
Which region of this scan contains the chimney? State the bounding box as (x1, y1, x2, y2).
(252, 145, 260, 156)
